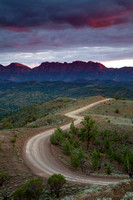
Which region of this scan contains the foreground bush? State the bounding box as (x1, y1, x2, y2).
(47, 174, 66, 198)
(12, 178, 44, 200)
(0, 172, 10, 186)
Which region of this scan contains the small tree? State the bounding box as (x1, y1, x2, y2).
(70, 121, 78, 135)
(12, 178, 44, 200)
(91, 150, 100, 170)
(70, 152, 80, 169)
(78, 116, 97, 149)
(114, 94, 119, 100)
(106, 165, 112, 175)
(78, 146, 86, 172)
(12, 188, 26, 200)
(0, 172, 10, 187)
(124, 155, 130, 172)
(50, 128, 64, 145)
(62, 139, 71, 155)
(47, 174, 66, 198)
(115, 108, 119, 114)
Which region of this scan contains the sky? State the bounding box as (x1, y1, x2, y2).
(0, 0, 133, 68)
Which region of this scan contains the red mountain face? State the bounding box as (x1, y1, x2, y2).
(6, 63, 31, 72)
(0, 63, 31, 81)
(0, 61, 132, 82)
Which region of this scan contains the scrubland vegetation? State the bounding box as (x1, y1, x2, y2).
(0, 96, 133, 199)
(0, 98, 76, 129)
(50, 116, 133, 176)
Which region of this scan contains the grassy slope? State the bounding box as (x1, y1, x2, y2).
(0, 96, 104, 129)
(0, 98, 76, 129)
(0, 81, 133, 119)
(0, 96, 133, 199)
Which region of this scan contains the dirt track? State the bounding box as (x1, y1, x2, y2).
(24, 98, 125, 185)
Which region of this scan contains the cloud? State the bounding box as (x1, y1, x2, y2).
(0, 0, 133, 30)
(0, 46, 133, 68)
(0, 0, 133, 67)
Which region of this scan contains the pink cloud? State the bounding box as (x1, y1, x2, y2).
(6, 27, 30, 33)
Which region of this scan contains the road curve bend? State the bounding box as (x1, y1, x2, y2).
(24, 98, 123, 185)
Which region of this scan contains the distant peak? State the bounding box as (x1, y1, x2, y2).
(11, 62, 28, 67)
(7, 62, 30, 69)
(88, 61, 94, 63)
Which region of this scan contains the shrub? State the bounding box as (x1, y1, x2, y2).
(47, 174, 66, 198)
(70, 121, 78, 135)
(91, 150, 100, 170)
(106, 165, 112, 175)
(105, 137, 110, 149)
(12, 188, 26, 200)
(112, 131, 120, 142)
(46, 118, 52, 124)
(108, 146, 114, 162)
(12, 178, 44, 200)
(11, 137, 16, 143)
(115, 108, 119, 114)
(70, 152, 80, 169)
(114, 94, 119, 100)
(50, 128, 64, 145)
(0, 188, 11, 200)
(62, 140, 71, 155)
(124, 132, 129, 140)
(95, 138, 101, 145)
(124, 155, 130, 172)
(0, 172, 10, 186)
(115, 152, 123, 164)
(73, 140, 80, 148)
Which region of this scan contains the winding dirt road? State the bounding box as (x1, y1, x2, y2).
(24, 98, 124, 185)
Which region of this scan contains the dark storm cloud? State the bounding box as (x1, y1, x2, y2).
(0, 0, 133, 30)
(0, 0, 133, 67)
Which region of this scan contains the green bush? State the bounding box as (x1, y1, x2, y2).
(105, 137, 110, 149)
(124, 155, 130, 172)
(70, 121, 78, 135)
(0, 172, 10, 186)
(62, 140, 71, 155)
(108, 146, 114, 162)
(124, 132, 129, 140)
(47, 174, 66, 198)
(50, 128, 64, 145)
(46, 118, 52, 124)
(73, 140, 80, 148)
(70, 152, 80, 169)
(112, 131, 121, 142)
(91, 150, 100, 170)
(12, 178, 44, 200)
(95, 138, 101, 146)
(115, 108, 119, 114)
(115, 152, 123, 164)
(114, 94, 119, 100)
(11, 137, 16, 143)
(106, 165, 112, 175)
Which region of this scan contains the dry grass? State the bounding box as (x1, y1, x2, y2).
(73, 180, 133, 200)
(84, 99, 133, 118)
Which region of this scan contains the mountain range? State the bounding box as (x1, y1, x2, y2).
(0, 61, 132, 82)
